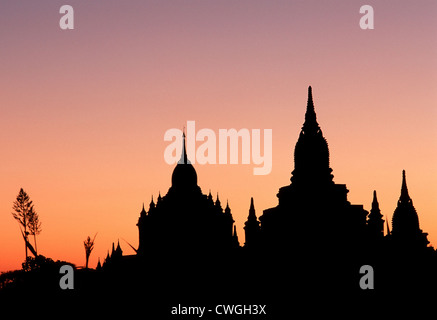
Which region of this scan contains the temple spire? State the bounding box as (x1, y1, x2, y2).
(248, 197, 256, 220)
(148, 195, 156, 215)
(115, 240, 123, 255)
(215, 192, 222, 210)
(302, 86, 320, 134)
(244, 197, 260, 248)
(391, 170, 427, 247)
(224, 201, 231, 216)
(371, 190, 380, 211)
(178, 131, 190, 164)
(307, 86, 314, 112)
(399, 170, 411, 203)
(140, 202, 146, 216)
(171, 129, 198, 188)
(368, 190, 384, 239)
(291, 86, 332, 184)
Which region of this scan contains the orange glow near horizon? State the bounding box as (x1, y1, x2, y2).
(1, 1, 437, 272)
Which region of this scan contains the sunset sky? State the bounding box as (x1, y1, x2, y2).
(1, 1, 437, 272)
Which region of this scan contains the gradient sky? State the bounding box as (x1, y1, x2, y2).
(1, 1, 436, 272)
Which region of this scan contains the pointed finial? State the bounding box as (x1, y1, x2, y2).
(372, 190, 379, 209)
(224, 200, 231, 214)
(399, 170, 411, 202)
(308, 86, 313, 106)
(248, 197, 257, 219)
(215, 192, 222, 208)
(149, 195, 156, 211)
(116, 240, 122, 254)
(303, 86, 319, 133)
(178, 131, 190, 164)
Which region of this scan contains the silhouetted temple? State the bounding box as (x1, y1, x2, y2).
(391, 170, 430, 250)
(367, 190, 384, 241)
(255, 87, 368, 259)
(137, 132, 238, 259)
(99, 86, 436, 302)
(4, 87, 437, 314)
